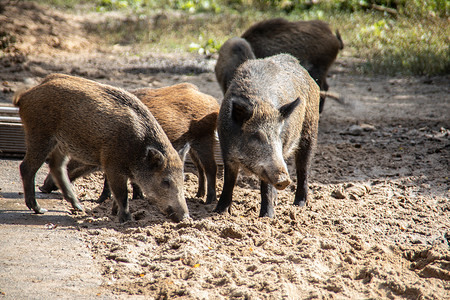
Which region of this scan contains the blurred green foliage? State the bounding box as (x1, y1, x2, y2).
(94, 0, 222, 12)
(91, 0, 448, 17)
(189, 35, 221, 55)
(30, 0, 450, 75)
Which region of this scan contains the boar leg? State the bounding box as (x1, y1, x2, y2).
(106, 172, 131, 222)
(97, 177, 112, 203)
(191, 138, 218, 204)
(20, 155, 48, 213)
(131, 183, 143, 199)
(39, 173, 59, 193)
(294, 134, 317, 207)
(40, 161, 98, 194)
(47, 149, 83, 211)
(19, 137, 57, 214)
(214, 162, 239, 213)
(98, 178, 142, 203)
(260, 181, 277, 218)
(294, 140, 313, 207)
(189, 151, 206, 198)
(309, 67, 328, 113)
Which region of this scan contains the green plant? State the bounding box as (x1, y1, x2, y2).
(175, 0, 221, 13)
(189, 35, 220, 55)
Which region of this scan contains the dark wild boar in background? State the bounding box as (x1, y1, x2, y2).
(40, 83, 220, 205)
(215, 54, 320, 218)
(215, 37, 255, 94)
(241, 18, 343, 113)
(14, 73, 189, 223)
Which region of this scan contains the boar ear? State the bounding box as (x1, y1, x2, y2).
(178, 143, 190, 163)
(146, 147, 166, 171)
(279, 97, 301, 120)
(232, 100, 253, 125)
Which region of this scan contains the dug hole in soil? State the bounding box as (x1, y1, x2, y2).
(0, 2, 449, 299)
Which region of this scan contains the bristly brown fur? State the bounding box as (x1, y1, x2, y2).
(40, 81, 220, 205)
(16, 73, 189, 222)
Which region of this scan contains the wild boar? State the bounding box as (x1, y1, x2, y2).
(215, 54, 320, 218)
(133, 83, 219, 204)
(40, 83, 220, 204)
(13, 73, 189, 222)
(241, 18, 343, 113)
(215, 37, 255, 94)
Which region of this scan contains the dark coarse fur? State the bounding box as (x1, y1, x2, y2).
(241, 18, 343, 113)
(215, 54, 320, 218)
(40, 83, 220, 205)
(215, 37, 256, 94)
(14, 73, 189, 222)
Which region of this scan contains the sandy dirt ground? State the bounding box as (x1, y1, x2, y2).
(0, 2, 449, 299)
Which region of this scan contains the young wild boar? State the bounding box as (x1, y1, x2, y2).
(215, 54, 320, 218)
(40, 83, 220, 204)
(133, 83, 219, 204)
(215, 37, 255, 94)
(13, 73, 189, 223)
(241, 18, 344, 113)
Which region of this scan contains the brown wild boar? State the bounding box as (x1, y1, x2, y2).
(13, 73, 190, 222)
(40, 83, 220, 204)
(215, 37, 255, 94)
(215, 54, 320, 218)
(133, 83, 219, 204)
(241, 18, 343, 113)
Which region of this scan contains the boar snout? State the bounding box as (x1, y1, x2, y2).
(272, 171, 292, 190)
(166, 205, 190, 223)
(261, 168, 291, 190)
(274, 177, 291, 190)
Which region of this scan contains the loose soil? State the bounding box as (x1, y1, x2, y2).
(1, 2, 449, 299)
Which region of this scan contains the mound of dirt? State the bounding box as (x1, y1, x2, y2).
(0, 1, 96, 56)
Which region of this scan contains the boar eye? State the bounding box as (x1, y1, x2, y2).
(162, 179, 171, 188)
(250, 131, 265, 143)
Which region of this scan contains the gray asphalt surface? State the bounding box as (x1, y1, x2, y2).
(0, 159, 116, 299)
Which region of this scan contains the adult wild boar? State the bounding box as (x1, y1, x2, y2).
(215, 54, 320, 218)
(13, 73, 189, 222)
(241, 18, 343, 113)
(215, 37, 255, 94)
(40, 83, 220, 204)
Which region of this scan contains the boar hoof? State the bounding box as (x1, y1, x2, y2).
(71, 201, 84, 211)
(293, 199, 307, 207)
(97, 189, 111, 203)
(119, 212, 132, 223)
(195, 190, 205, 198)
(32, 206, 48, 214)
(26, 198, 47, 214)
(213, 204, 230, 214)
(205, 195, 217, 205)
(259, 210, 274, 218)
(39, 184, 57, 194)
(97, 194, 109, 203)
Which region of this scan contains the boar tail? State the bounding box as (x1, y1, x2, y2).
(335, 30, 344, 50)
(12, 87, 28, 107)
